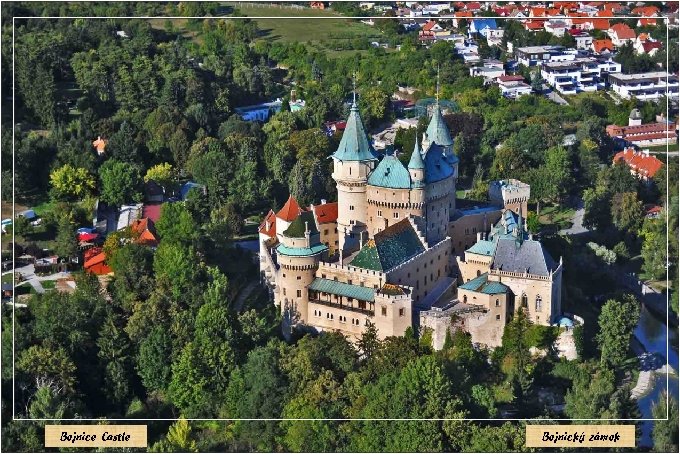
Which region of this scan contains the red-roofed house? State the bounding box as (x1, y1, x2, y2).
(275, 195, 303, 238)
(311, 200, 339, 254)
(637, 17, 658, 27)
(92, 136, 107, 155)
(613, 148, 664, 182)
(452, 11, 473, 28)
(645, 204, 663, 219)
(602, 2, 625, 14)
(84, 250, 112, 275)
(530, 7, 547, 17)
(636, 40, 662, 56)
(523, 20, 546, 31)
(607, 121, 677, 147)
(592, 39, 614, 54)
(608, 23, 636, 46)
(632, 6, 659, 17)
(464, 2, 482, 12)
(131, 218, 159, 247)
(587, 18, 611, 30)
(497, 74, 525, 83)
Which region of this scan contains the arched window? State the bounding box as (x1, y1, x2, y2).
(535, 295, 542, 312)
(521, 293, 528, 308)
(476, 270, 481, 277)
(463, 294, 468, 303)
(495, 299, 500, 307)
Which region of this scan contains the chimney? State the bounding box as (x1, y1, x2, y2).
(304, 221, 311, 248)
(360, 231, 365, 249)
(477, 232, 482, 241)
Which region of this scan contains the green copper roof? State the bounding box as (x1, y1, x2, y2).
(309, 278, 375, 302)
(367, 155, 412, 189)
(467, 240, 497, 256)
(283, 211, 318, 238)
(350, 218, 425, 272)
(408, 140, 425, 170)
(332, 104, 378, 162)
(425, 103, 453, 147)
(459, 273, 508, 295)
(276, 243, 328, 257)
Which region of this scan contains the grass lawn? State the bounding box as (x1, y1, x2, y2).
(225, 2, 379, 44)
(40, 280, 57, 290)
(538, 204, 575, 231)
(2, 274, 14, 285)
(645, 144, 679, 153)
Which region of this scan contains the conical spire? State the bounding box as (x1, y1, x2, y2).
(425, 69, 453, 148)
(408, 138, 425, 170)
(332, 83, 378, 162)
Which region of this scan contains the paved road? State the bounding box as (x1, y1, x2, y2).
(559, 197, 587, 235)
(5, 263, 72, 294)
(543, 84, 569, 105)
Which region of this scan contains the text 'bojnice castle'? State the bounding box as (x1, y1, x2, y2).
(259, 95, 563, 348)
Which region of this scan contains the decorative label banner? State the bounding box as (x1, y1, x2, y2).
(45, 425, 147, 448)
(526, 424, 636, 448)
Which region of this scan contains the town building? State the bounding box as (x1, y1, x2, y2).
(258, 90, 563, 347)
(608, 23, 636, 47)
(612, 148, 664, 182)
(606, 109, 677, 147)
(540, 57, 621, 94)
(608, 71, 680, 102)
(514, 45, 576, 67)
(497, 75, 533, 98)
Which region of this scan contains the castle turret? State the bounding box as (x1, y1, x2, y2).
(331, 96, 378, 255)
(276, 211, 328, 337)
(408, 138, 425, 183)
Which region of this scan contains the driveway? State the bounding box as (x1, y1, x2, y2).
(559, 197, 587, 235)
(7, 263, 72, 294)
(543, 84, 569, 106)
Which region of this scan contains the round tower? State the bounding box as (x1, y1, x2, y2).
(331, 101, 378, 255)
(629, 108, 642, 126)
(275, 211, 328, 335)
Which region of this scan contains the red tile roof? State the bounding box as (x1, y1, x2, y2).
(641, 41, 662, 53)
(589, 18, 611, 30)
(638, 18, 658, 27)
(312, 202, 339, 224)
(92, 136, 106, 153)
(276, 196, 302, 222)
(258, 209, 277, 237)
(131, 218, 159, 246)
(530, 6, 547, 17)
(632, 6, 659, 17)
(593, 39, 614, 53)
(613, 148, 664, 179)
(422, 20, 438, 32)
(84, 251, 112, 275)
(142, 203, 162, 222)
(523, 20, 546, 30)
(498, 75, 525, 82)
(610, 23, 636, 40)
(465, 2, 481, 11)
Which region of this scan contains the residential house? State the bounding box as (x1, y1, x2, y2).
(469, 18, 498, 37)
(635, 40, 662, 56)
(84, 248, 112, 275)
(514, 45, 575, 67)
(608, 71, 680, 101)
(608, 23, 636, 47)
(606, 109, 677, 147)
(92, 136, 106, 155)
(612, 148, 664, 182)
(592, 38, 614, 54)
(131, 218, 159, 247)
(470, 59, 505, 81)
(572, 32, 593, 49)
(452, 11, 472, 28)
(144, 180, 165, 203)
(540, 57, 621, 94)
(497, 75, 533, 98)
(310, 2, 325, 9)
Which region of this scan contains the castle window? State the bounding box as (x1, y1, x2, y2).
(348, 297, 354, 302)
(381, 307, 387, 316)
(297, 276, 301, 280)
(465, 228, 469, 234)
(496, 314, 501, 320)
(393, 212, 399, 219)
(349, 167, 352, 175)
(495, 299, 500, 307)
(378, 210, 383, 217)
(348, 279, 352, 285)
(535, 295, 542, 312)
(399, 308, 405, 317)
(283, 288, 286, 296)
(477, 270, 481, 277)
(324, 229, 329, 235)
(322, 274, 326, 278)
(521, 293, 528, 308)
(349, 205, 355, 211)
(283, 274, 286, 278)
(297, 290, 302, 297)
(463, 295, 467, 303)
(359, 301, 366, 310)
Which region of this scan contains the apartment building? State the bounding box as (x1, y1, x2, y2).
(608, 72, 680, 101)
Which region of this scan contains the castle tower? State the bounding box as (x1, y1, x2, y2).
(331, 94, 378, 256)
(275, 211, 328, 336)
(408, 138, 425, 183)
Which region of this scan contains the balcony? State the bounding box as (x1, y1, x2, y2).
(309, 290, 375, 316)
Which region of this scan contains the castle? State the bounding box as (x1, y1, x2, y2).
(258, 95, 563, 348)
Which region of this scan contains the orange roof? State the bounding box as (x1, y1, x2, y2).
(258, 209, 277, 237)
(84, 251, 107, 268)
(312, 202, 338, 224)
(638, 33, 649, 42)
(613, 148, 664, 179)
(593, 39, 614, 53)
(610, 23, 636, 40)
(131, 218, 159, 246)
(632, 6, 659, 17)
(422, 20, 438, 32)
(454, 11, 473, 18)
(638, 18, 658, 27)
(524, 20, 546, 30)
(92, 136, 106, 153)
(589, 18, 610, 30)
(530, 7, 546, 17)
(546, 8, 561, 16)
(276, 195, 302, 222)
(603, 2, 624, 13)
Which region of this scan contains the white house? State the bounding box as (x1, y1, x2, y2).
(540, 57, 622, 94)
(608, 72, 680, 102)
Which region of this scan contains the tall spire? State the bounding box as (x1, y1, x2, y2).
(408, 138, 425, 170)
(352, 72, 357, 107)
(331, 81, 378, 162)
(436, 65, 440, 104)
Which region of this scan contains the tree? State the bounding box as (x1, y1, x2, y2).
(582, 187, 611, 232)
(359, 86, 390, 128)
(490, 143, 527, 180)
(357, 321, 380, 360)
(564, 366, 616, 419)
(99, 160, 143, 207)
(150, 419, 198, 453)
(17, 345, 77, 394)
(611, 192, 643, 234)
(640, 218, 668, 280)
(144, 162, 176, 190)
(54, 213, 78, 259)
(652, 392, 679, 453)
(97, 312, 135, 409)
(596, 295, 640, 368)
(155, 202, 199, 246)
(530, 70, 543, 93)
(49, 164, 96, 201)
(501, 309, 534, 407)
(137, 325, 173, 393)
